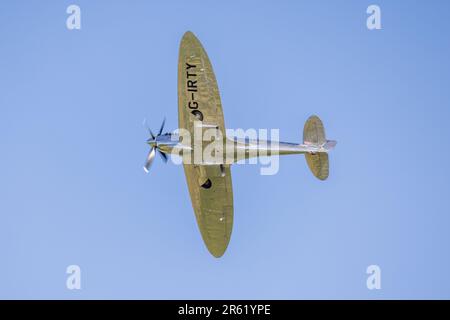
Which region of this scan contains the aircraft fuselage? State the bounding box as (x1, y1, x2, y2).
(149, 133, 334, 165)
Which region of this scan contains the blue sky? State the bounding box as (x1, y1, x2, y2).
(1, 0, 450, 299)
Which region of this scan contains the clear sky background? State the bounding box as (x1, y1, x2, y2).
(1, 0, 450, 299)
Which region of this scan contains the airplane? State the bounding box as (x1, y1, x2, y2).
(143, 31, 336, 258)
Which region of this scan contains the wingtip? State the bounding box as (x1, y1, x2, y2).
(205, 242, 229, 258)
(182, 30, 196, 39)
(209, 248, 226, 258)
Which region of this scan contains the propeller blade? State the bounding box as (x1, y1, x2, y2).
(158, 118, 166, 136)
(143, 147, 156, 173)
(158, 149, 168, 163)
(143, 118, 155, 139)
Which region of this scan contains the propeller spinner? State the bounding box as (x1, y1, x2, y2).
(143, 118, 168, 173)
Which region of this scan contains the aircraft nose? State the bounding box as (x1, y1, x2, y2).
(147, 138, 157, 147)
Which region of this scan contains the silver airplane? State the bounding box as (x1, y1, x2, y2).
(144, 31, 336, 257)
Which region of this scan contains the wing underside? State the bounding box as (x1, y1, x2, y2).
(182, 164, 233, 257)
(178, 31, 233, 257)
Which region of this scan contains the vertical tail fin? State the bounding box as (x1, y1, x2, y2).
(303, 115, 335, 180)
(323, 140, 337, 151)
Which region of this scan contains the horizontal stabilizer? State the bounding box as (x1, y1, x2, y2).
(303, 115, 326, 145)
(303, 115, 333, 180)
(305, 152, 329, 180)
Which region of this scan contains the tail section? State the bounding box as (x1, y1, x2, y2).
(304, 115, 326, 146)
(303, 115, 336, 180)
(305, 152, 329, 180)
(323, 140, 337, 151)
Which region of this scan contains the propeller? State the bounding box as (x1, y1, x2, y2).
(143, 118, 168, 173)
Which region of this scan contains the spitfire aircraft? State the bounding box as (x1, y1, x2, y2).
(144, 31, 336, 258)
